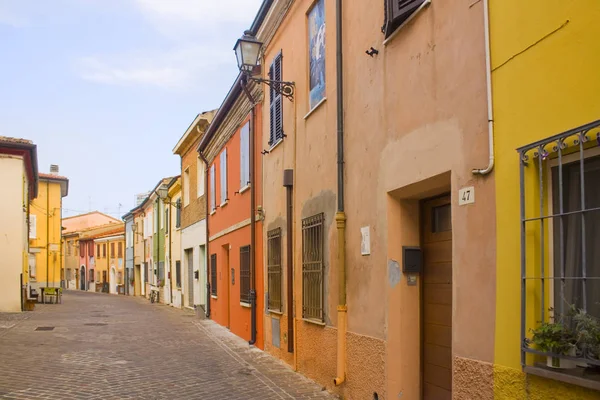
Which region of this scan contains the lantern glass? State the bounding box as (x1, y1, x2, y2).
(234, 33, 262, 72)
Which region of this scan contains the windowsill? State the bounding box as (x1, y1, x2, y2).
(304, 97, 327, 119)
(383, 0, 431, 46)
(268, 309, 283, 316)
(524, 365, 600, 391)
(211, 295, 218, 299)
(302, 318, 326, 326)
(220, 200, 229, 208)
(239, 185, 250, 194)
(210, 210, 216, 216)
(240, 302, 251, 308)
(269, 139, 284, 152)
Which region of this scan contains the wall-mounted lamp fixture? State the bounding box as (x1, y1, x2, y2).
(156, 185, 180, 209)
(234, 30, 295, 102)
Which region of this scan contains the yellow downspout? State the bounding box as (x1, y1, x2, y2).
(333, 211, 347, 386)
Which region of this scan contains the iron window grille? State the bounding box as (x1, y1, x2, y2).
(268, 228, 283, 312)
(382, 0, 426, 38)
(210, 254, 218, 296)
(302, 213, 325, 322)
(518, 119, 600, 369)
(240, 245, 251, 304)
(269, 52, 284, 146)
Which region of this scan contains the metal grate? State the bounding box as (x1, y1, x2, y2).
(267, 228, 283, 312)
(302, 213, 325, 322)
(35, 327, 54, 331)
(240, 246, 251, 304)
(518, 119, 600, 367)
(210, 254, 217, 296)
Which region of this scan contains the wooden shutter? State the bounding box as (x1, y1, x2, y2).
(384, 0, 425, 37)
(269, 52, 284, 145)
(220, 149, 227, 203)
(240, 122, 249, 188)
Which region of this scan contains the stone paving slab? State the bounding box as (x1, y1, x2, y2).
(0, 291, 336, 400)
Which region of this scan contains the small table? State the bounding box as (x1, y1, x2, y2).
(41, 287, 62, 304)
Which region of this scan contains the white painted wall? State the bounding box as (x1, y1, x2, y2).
(0, 156, 28, 312)
(180, 219, 206, 308)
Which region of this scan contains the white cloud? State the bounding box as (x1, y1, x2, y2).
(75, 45, 234, 90)
(74, 0, 263, 90)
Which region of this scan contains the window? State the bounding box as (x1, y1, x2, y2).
(87, 269, 92, 282)
(220, 149, 228, 204)
(302, 213, 325, 321)
(165, 208, 169, 234)
(175, 260, 181, 288)
(383, 0, 427, 38)
(111, 243, 115, 259)
(518, 120, 600, 376)
(210, 164, 216, 212)
(183, 168, 190, 206)
(153, 204, 158, 233)
(97, 244, 101, 258)
(118, 242, 123, 258)
(267, 228, 283, 312)
(240, 122, 250, 189)
(240, 245, 251, 304)
(28, 254, 36, 279)
(158, 261, 164, 281)
(176, 199, 181, 227)
(29, 214, 37, 239)
(269, 52, 284, 146)
(210, 254, 217, 296)
(75, 244, 78, 257)
(103, 244, 106, 258)
(198, 157, 205, 197)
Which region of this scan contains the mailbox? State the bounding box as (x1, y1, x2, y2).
(402, 246, 422, 273)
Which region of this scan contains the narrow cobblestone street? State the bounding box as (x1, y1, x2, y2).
(0, 291, 335, 400)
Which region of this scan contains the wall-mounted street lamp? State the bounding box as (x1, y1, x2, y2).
(156, 185, 180, 209)
(234, 31, 295, 101)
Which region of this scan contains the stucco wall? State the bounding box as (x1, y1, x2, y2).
(0, 156, 27, 312)
(181, 219, 206, 307)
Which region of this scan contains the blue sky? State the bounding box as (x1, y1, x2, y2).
(0, 0, 262, 218)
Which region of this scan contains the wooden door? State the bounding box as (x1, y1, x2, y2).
(422, 196, 452, 400)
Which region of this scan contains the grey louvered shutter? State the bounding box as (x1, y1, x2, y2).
(269, 52, 283, 145)
(384, 0, 425, 37)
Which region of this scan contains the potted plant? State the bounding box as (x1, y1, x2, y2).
(572, 307, 600, 365)
(528, 321, 577, 369)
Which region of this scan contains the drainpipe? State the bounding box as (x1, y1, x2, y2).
(132, 221, 135, 296)
(472, 0, 494, 176)
(169, 203, 173, 305)
(249, 106, 257, 346)
(199, 150, 211, 318)
(46, 182, 50, 288)
(333, 0, 347, 387)
(283, 170, 294, 353)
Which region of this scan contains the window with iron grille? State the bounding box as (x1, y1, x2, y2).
(302, 213, 325, 321)
(269, 52, 284, 146)
(382, 0, 427, 38)
(267, 228, 283, 312)
(175, 260, 181, 288)
(518, 120, 600, 370)
(210, 254, 217, 296)
(240, 245, 251, 304)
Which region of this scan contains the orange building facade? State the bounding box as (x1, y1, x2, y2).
(199, 77, 264, 349)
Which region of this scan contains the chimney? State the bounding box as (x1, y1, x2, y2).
(50, 164, 59, 175)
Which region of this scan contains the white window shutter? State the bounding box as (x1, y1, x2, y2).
(29, 214, 37, 239)
(220, 149, 227, 203)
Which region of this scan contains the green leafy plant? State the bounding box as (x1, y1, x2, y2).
(528, 321, 576, 355)
(571, 306, 600, 360)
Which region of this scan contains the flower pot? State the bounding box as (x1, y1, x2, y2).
(547, 348, 577, 369)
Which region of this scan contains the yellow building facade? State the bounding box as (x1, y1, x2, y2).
(29, 171, 68, 291)
(492, 0, 600, 397)
(93, 232, 125, 295)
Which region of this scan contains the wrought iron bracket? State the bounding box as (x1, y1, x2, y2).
(246, 76, 295, 101)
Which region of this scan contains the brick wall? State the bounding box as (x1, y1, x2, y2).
(181, 137, 207, 230)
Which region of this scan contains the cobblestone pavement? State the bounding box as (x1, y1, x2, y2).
(0, 291, 336, 400)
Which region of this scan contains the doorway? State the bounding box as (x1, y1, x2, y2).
(185, 249, 194, 307)
(80, 266, 86, 291)
(110, 267, 116, 294)
(134, 264, 141, 296)
(422, 195, 452, 400)
(223, 244, 230, 329)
